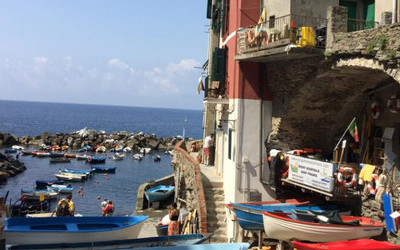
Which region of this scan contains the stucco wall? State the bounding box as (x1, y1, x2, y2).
(266, 0, 290, 19)
(375, 0, 395, 23)
(291, 0, 339, 18)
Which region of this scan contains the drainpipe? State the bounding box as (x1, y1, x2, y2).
(393, 0, 398, 23)
(259, 66, 268, 185)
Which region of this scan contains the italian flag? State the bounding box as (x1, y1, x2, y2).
(349, 120, 359, 142)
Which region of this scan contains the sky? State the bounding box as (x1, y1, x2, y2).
(0, 1, 209, 110)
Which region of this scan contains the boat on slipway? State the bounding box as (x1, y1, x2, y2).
(144, 185, 175, 203)
(292, 239, 400, 250)
(262, 210, 384, 243)
(4, 216, 148, 245)
(6, 233, 212, 250)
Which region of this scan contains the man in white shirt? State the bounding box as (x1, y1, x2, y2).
(203, 133, 214, 166)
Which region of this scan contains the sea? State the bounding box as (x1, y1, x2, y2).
(0, 100, 203, 216)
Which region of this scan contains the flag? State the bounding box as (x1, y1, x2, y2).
(349, 120, 359, 142)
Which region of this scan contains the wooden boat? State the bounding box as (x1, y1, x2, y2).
(55, 173, 85, 182)
(33, 151, 51, 157)
(91, 166, 116, 173)
(21, 189, 58, 201)
(49, 184, 73, 194)
(64, 153, 77, 158)
(87, 157, 106, 164)
(4, 215, 148, 245)
(292, 239, 400, 250)
(226, 199, 334, 231)
(145, 185, 175, 203)
(133, 153, 143, 161)
(262, 211, 384, 242)
(6, 233, 212, 250)
(49, 157, 71, 163)
(76, 154, 90, 160)
(36, 180, 65, 189)
(5, 148, 18, 153)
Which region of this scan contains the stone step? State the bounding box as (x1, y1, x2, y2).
(202, 180, 223, 189)
(206, 206, 226, 214)
(207, 220, 227, 228)
(204, 187, 225, 195)
(205, 194, 225, 202)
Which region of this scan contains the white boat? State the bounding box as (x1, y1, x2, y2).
(55, 173, 85, 182)
(76, 154, 90, 160)
(139, 148, 151, 154)
(12, 145, 24, 150)
(133, 153, 143, 161)
(4, 216, 147, 245)
(262, 211, 384, 243)
(49, 184, 73, 194)
(123, 147, 132, 152)
(112, 153, 125, 161)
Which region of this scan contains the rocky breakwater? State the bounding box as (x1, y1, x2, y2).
(0, 129, 182, 152)
(0, 153, 26, 184)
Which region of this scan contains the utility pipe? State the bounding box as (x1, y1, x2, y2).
(393, 0, 398, 24)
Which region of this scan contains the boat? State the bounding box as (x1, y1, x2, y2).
(76, 145, 91, 152)
(95, 146, 106, 153)
(144, 185, 175, 203)
(36, 180, 65, 189)
(154, 155, 161, 162)
(49, 157, 71, 163)
(123, 146, 132, 152)
(64, 153, 77, 158)
(49, 184, 73, 194)
(6, 233, 212, 250)
(55, 173, 85, 182)
(33, 151, 51, 157)
(4, 215, 148, 245)
(226, 199, 334, 231)
(140, 147, 151, 154)
(12, 145, 24, 150)
(50, 152, 65, 158)
(87, 157, 106, 164)
(76, 154, 90, 160)
(91, 166, 116, 173)
(21, 150, 34, 155)
(21, 189, 58, 201)
(112, 153, 125, 161)
(262, 210, 384, 242)
(292, 239, 400, 250)
(5, 148, 18, 153)
(133, 153, 143, 161)
(10, 199, 51, 217)
(61, 168, 93, 175)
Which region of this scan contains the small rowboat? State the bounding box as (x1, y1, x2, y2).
(76, 154, 90, 160)
(292, 239, 400, 250)
(145, 185, 175, 203)
(61, 168, 93, 175)
(21, 150, 34, 155)
(133, 153, 143, 161)
(33, 152, 51, 157)
(21, 189, 58, 201)
(12, 145, 24, 150)
(50, 152, 65, 158)
(55, 173, 85, 182)
(49, 184, 73, 194)
(5, 148, 18, 154)
(112, 153, 125, 161)
(49, 157, 71, 163)
(91, 166, 116, 173)
(6, 233, 212, 250)
(262, 211, 384, 243)
(64, 153, 77, 158)
(4, 216, 148, 245)
(36, 180, 65, 189)
(226, 199, 334, 231)
(87, 157, 106, 164)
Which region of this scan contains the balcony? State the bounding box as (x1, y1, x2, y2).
(347, 19, 379, 32)
(235, 14, 327, 62)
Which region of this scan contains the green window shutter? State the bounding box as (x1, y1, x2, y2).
(207, 0, 212, 19)
(212, 4, 221, 31)
(204, 76, 209, 98)
(220, 0, 226, 36)
(211, 48, 227, 89)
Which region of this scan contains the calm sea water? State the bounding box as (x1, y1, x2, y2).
(0, 100, 203, 216)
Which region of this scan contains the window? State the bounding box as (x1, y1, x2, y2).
(269, 15, 275, 29)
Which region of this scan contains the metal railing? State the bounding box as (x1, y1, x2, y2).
(237, 14, 327, 55)
(347, 19, 379, 32)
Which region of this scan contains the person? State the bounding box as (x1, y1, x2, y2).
(168, 202, 180, 236)
(104, 200, 114, 216)
(203, 133, 214, 166)
(56, 194, 74, 216)
(101, 198, 108, 216)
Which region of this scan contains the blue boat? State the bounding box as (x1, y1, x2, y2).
(4, 216, 148, 245)
(144, 185, 175, 203)
(227, 202, 338, 231)
(36, 180, 65, 189)
(49, 184, 74, 194)
(7, 233, 212, 249)
(87, 157, 106, 164)
(61, 168, 93, 175)
(134, 243, 250, 250)
(5, 148, 18, 153)
(91, 166, 116, 173)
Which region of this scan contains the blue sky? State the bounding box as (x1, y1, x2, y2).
(0, 1, 208, 110)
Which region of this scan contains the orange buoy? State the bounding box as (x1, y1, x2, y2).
(80, 193, 84, 197)
(96, 180, 100, 184)
(77, 190, 81, 193)
(79, 186, 83, 190)
(97, 195, 101, 200)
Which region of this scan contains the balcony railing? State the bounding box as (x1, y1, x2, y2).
(237, 14, 327, 55)
(347, 19, 379, 32)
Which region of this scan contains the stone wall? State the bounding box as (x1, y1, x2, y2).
(172, 140, 207, 233)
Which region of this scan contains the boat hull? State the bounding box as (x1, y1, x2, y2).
(5, 216, 147, 245)
(144, 185, 175, 203)
(292, 239, 400, 250)
(262, 212, 384, 242)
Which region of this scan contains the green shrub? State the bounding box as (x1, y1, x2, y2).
(387, 49, 397, 59)
(366, 40, 377, 55)
(378, 35, 388, 50)
(324, 50, 333, 57)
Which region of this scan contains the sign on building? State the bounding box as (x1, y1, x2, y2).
(288, 155, 334, 193)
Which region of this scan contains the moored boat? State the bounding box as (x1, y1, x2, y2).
(76, 154, 90, 160)
(21, 150, 34, 155)
(4, 215, 148, 245)
(144, 185, 175, 203)
(64, 153, 77, 158)
(140, 147, 151, 154)
(49, 157, 71, 163)
(5, 148, 18, 153)
(36, 180, 65, 189)
(6, 233, 212, 250)
(112, 153, 125, 161)
(33, 151, 51, 157)
(21, 189, 58, 201)
(50, 152, 65, 158)
(133, 153, 143, 161)
(12, 145, 24, 150)
(91, 166, 116, 173)
(87, 157, 106, 164)
(10, 199, 51, 217)
(55, 173, 85, 182)
(49, 184, 73, 194)
(226, 199, 334, 231)
(61, 168, 92, 175)
(262, 211, 384, 242)
(292, 239, 400, 250)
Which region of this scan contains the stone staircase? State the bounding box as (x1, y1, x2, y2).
(201, 168, 227, 243)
